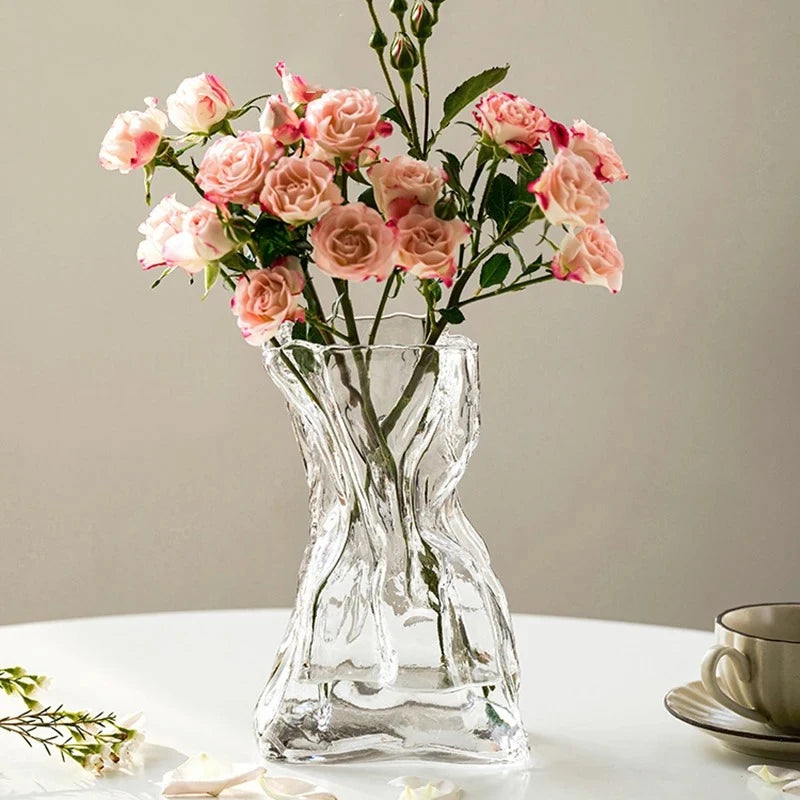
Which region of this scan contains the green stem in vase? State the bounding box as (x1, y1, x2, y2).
(368, 270, 398, 346)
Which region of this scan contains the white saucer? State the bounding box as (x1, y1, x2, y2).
(664, 681, 800, 761)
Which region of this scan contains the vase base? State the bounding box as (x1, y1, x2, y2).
(254, 677, 529, 765)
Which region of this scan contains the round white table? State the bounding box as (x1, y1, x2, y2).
(0, 610, 772, 798)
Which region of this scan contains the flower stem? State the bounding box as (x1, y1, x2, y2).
(456, 273, 555, 307)
(368, 270, 398, 345)
(334, 279, 361, 345)
(403, 79, 422, 157)
(165, 153, 203, 197)
(364, 0, 412, 137)
(420, 41, 431, 155)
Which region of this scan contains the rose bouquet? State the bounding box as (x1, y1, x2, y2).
(100, 0, 628, 765)
(100, 5, 626, 351)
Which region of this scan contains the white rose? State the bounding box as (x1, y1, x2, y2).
(166, 73, 234, 134)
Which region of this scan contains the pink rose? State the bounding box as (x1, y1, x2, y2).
(196, 132, 282, 207)
(567, 119, 629, 183)
(259, 95, 302, 144)
(166, 73, 234, 134)
(310, 202, 397, 281)
(275, 61, 325, 106)
(259, 156, 342, 225)
(136, 194, 188, 270)
(473, 92, 551, 155)
(161, 199, 234, 274)
(394, 205, 471, 287)
(530, 148, 610, 228)
(99, 97, 167, 174)
(367, 155, 446, 220)
(302, 89, 392, 160)
(231, 258, 305, 346)
(552, 223, 624, 293)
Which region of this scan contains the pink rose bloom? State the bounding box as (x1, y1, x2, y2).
(275, 61, 325, 106)
(552, 223, 624, 293)
(99, 97, 167, 174)
(303, 89, 392, 160)
(394, 205, 471, 287)
(367, 155, 447, 220)
(136, 194, 188, 270)
(259, 95, 302, 145)
(162, 199, 234, 274)
(530, 148, 610, 228)
(473, 92, 551, 155)
(310, 202, 397, 281)
(568, 119, 629, 183)
(166, 73, 234, 134)
(259, 156, 342, 225)
(197, 132, 282, 207)
(231, 258, 305, 346)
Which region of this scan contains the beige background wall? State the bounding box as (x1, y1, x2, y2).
(1, 0, 798, 629)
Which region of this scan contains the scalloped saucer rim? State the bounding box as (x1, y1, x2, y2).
(664, 680, 800, 761)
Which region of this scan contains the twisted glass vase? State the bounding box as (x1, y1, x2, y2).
(253, 315, 527, 764)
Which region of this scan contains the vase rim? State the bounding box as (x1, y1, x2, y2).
(267, 313, 477, 353)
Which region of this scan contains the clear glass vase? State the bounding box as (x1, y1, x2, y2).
(253, 314, 528, 764)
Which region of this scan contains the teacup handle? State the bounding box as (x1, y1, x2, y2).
(700, 645, 768, 723)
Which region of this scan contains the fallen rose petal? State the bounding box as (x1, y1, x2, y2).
(161, 753, 265, 797)
(388, 776, 462, 800)
(259, 775, 337, 800)
(748, 765, 800, 785)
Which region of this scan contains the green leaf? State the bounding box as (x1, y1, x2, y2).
(438, 150, 462, 189)
(291, 345, 316, 377)
(358, 187, 378, 211)
(479, 252, 511, 288)
(440, 65, 509, 130)
(143, 162, 156, 206)
(150, 266, 174, 289)
(486, 173, 517, 227)
(383, 105, 406, 126)
(476, 143, 495, 170)
(202, 262, 220, 299)
(505, 201, 531, 233)
(523, 254, 544, 275)
(252, 215, 294, 266)
(440, 307, 465, 325)
(390, 270, 405, 298)
(306, 324, 326, 345)
(515, 149, 548, 182)
(292, 320, 308, 340)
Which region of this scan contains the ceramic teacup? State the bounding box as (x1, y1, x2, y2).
(701, 603, 800, 732)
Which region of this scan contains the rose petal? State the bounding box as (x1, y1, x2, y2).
(161, 753, 265, 797)
(387, 777, 462, 800)
(259, 775, 337, 800)
(748, 765, 800, 785)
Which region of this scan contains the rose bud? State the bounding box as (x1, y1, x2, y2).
(411, 1, 435, 39)
(390, 33, 419, 77)
(434, 193, 459, 221)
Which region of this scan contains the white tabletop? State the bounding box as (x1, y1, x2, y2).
(0, 610, 773, 799)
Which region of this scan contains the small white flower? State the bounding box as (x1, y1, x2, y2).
(84, 752, 105, 774)
(161, 753, 265, 797)
(259, 775, 337, 800)
(116, 729, 145, 768)
(388, 776, 463, 800)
